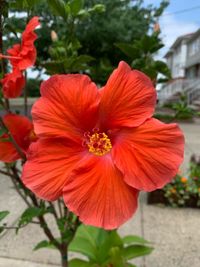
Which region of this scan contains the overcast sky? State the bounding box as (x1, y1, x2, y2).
(144, 0, 200, 58)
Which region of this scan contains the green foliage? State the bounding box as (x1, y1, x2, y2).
(1, 0, 9, 18)
(163, 157, 200, 207)
(122, 235, 149, 245)
(164, 175, 192, 207)
(190, 155, 200, 180)
(153, 0, 169, 17)
(33, 239, 57, 251)
(42, 54, 94, 75)
(77, 0, 164, 84)
(159, 94, 195, 121)
(69, 259, 95, 267)
(0, 210, 9, 234)
(156, 94, 198, 122)
(26, 78, 41, 97)
(123, 245, 153, 260)
(0, 128, 6, 136)
(18, 207, 46, 228)
(0, 210, 9, 222)
(153, 113, 174, 123)
(69, 225, 153, 267)
(116, 33, 171, 82)
(69, 0, 84, 16)
(47, 0, 69, 20)
(172, 102, 194, 121)
(4, 0, 169, 91)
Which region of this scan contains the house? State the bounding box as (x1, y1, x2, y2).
(158, 30, 200, 106)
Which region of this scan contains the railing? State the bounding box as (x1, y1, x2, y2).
(186, 86, 200, 104)
(158, 79, 187, 104)
(158, 78, 200, 105)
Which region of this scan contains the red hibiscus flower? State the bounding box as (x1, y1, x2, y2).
(0, 16, 40, 71)
(1, 69, 25, 98)
(22, 61, 184, 229)
(0, 114, 37, 162)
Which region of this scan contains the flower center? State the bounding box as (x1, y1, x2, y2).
(85, 131, 112, 156)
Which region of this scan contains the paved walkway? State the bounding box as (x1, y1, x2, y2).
(0, 122, 199, 267)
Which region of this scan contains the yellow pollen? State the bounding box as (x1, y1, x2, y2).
(87, 132, 112, 156)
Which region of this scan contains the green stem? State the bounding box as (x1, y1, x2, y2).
(58, 198, 63, 218)
(24, 10, 31, 116)
(29, 194, 61, 250)
(0, 0, 10, 112)
(60, 244, 68, 267)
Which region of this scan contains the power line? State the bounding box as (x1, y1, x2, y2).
(163, 5, 200, 16)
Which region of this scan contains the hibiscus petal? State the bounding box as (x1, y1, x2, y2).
(0, 141, 19, 162)
(112, 118, 184, 191)
(18, 47, 37, 71)
(32, 74, 100, 143)
(7, 44, 21, 58)
(63, 155, 139, 230)
(22, 16, 40, 46)
(7, 17, 39, 70)
(99, 61, 156, 129)
(0, 114, 33, 162)
(1, 69, 25, 98)
(22, 139, 85, 201)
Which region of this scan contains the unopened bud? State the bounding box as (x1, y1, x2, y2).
(154, 23, 160, 33)
(51, 30, 58, 42)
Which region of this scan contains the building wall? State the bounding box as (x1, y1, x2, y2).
(186, 35, 200, 68)
(186, 64, 200, 79)
(166, 40, 187, 79)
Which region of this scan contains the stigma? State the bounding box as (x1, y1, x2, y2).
(84, 130, 112, 156)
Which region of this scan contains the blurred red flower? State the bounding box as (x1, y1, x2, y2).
(5, 16, 40, 70)
(1, 69, 25, 98)
(22, 61, 184, 229)
(0, 114, 37, 162)
(0, 16, 40, 98)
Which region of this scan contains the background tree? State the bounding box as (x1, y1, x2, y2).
(4, 0, 169, 91)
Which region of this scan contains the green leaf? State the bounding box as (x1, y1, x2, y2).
(10, 0, 40, 9)
(95, 230, 122, 264)
(69, 225, 98, 261)
(69, 259, 93, 267)
(0, 211, 9, 222)
(4, 23, 18, 38)
(89, 4, 105, 13)
(33, 240, 56, 251)
(70, 0, 84, 16)
(69, 55, 94, 72)
(69, 226, 124, 265)
(109, 247, 124, 267)
(42, 60, 66, 74)
(0, 128, 6, 136)
(115, 43, 140, 59)
(47, 0, 69, 20)
(123, 245, 154, 260)
(18, 207, 45, 227)
(154, 60, 171, 78)
(25, 0, 41, 8)
(2, 1, 9, 18)
(123, 235, 150, 245)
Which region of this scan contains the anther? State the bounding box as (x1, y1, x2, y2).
(84, 131, 90, 138)
(85, 131, 112, 156)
